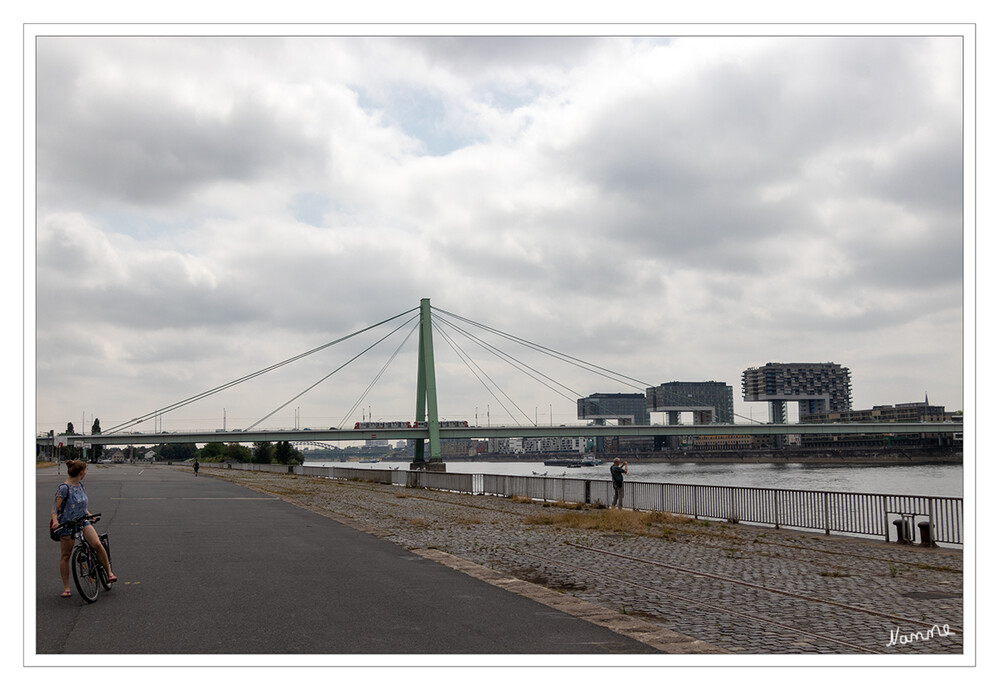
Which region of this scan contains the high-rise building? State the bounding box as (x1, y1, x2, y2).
(742, 362, 852, 423)
(576, 393, 650, 425)
(645, 381, 734, 425)
(577, 393, 651, 453)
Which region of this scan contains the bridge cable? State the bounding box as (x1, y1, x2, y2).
(248, 314, 420, 432)
(106, 307, 418, 434)
(434, 308, 655, 422)
(434, 314, 648, 424)
(433, 306, 765, 425)
(432, 307, 651, 391)
(433, 322, 533, 426)
(434, 314, 583, 402)
(336, 318, 421, 430)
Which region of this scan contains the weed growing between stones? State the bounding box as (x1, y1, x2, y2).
(524, 508, 693, 537)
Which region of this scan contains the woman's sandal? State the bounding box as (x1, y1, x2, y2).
(60, 589, 72, 598)
(107, 576, 117, 584)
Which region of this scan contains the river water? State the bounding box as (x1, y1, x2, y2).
(305, 459, 964, 498)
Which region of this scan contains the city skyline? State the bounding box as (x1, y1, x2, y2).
(29, 28, 969, 435)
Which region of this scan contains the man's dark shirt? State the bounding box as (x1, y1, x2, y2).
(610, 464, 626, 487)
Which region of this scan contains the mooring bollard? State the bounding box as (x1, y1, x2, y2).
(893, 518, 912, 544)
(917, 521, 937, 547)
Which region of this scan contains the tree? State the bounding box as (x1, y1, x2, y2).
(223, 443, 251, 463)
(198, 442, 226, 461)
(91, 418, 103, 460)
(158, 443, 197, 461)
(252, 441, 274, 464)
(62, 423, 80, 460)
(274, 441, 304, 465)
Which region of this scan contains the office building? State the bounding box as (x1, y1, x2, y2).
(577, 392, 651, 453)
(577, 393, 650, 424)
(799, 399, 949, 425)
(646, 381, 734, 425)
(742, 362, 852, 423)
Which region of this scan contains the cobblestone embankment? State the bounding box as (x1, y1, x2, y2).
(199, 467, 964, 655)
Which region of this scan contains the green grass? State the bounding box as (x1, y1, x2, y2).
(525, 508, 692, 536)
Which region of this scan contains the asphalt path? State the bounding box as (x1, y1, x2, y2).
(34, 463, 656, 656)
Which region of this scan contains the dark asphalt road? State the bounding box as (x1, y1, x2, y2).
(35, 463, 657, 656)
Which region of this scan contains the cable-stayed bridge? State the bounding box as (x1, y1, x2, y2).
(42, 299, 962, 466)
(43, 420, 962, 448)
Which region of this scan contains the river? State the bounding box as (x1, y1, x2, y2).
(305, 459, 964, 498)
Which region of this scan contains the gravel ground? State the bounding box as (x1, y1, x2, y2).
(199, 467, 965, 656)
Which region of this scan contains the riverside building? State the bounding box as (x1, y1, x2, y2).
(576, 393, 652, 453)
(742, 362, 852, 423)
(646, 381, 734, 452)
(646, 381, 735, 425)
(799, 399, 960, 450)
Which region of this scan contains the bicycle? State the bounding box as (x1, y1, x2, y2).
(61, 513, 113, 603)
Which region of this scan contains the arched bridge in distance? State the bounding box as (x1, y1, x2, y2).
(42, 299, 963, 469)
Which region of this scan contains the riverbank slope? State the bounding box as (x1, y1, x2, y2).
(197, 466, 965, 655)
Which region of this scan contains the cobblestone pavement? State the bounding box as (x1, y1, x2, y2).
(200, 468, 964, 656)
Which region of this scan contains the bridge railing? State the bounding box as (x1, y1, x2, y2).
(217, 463, 962, 545)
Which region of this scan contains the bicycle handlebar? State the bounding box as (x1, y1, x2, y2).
(59, 513, 101, 530)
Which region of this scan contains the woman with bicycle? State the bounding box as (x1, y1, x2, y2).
(50, 460, 117, 597)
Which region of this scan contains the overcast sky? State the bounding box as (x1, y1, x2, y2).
(31, 31, 968, 434)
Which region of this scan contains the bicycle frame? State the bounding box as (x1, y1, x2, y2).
(64, 515, 112, 603)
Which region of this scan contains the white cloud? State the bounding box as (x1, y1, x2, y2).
(32, 33, 967, 431)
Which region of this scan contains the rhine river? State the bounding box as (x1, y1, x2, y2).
(305, 459, 964, 498)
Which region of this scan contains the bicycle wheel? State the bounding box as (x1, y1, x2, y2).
(71, 545, 100, 603)
(98, 534, 113, 591)
(97, 565, 112, 591)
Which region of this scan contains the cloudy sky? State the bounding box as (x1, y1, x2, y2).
(30, 30, 968, 434)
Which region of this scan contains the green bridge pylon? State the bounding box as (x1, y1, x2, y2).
(413, 298, 443, 467)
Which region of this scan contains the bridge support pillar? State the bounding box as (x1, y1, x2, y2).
(414, 298, 442, 464)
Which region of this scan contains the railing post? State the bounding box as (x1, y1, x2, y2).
(774, 490, 780, 530)
(928, 500, 937, 545)
(823, 492, 831, 535)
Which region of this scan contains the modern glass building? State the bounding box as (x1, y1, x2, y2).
(742, 362, 852, 423)
(576, 393, 651, 453)
(576, 393, 650, 424)
(645, 381, 735, 424)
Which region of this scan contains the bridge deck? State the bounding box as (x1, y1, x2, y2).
(41, 421, 963, 448)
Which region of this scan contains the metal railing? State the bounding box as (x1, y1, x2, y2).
(217, 463, 963, 545)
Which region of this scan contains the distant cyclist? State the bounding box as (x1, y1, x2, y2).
(193, 460, 200, 477)
(50, 460, 117, 597)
